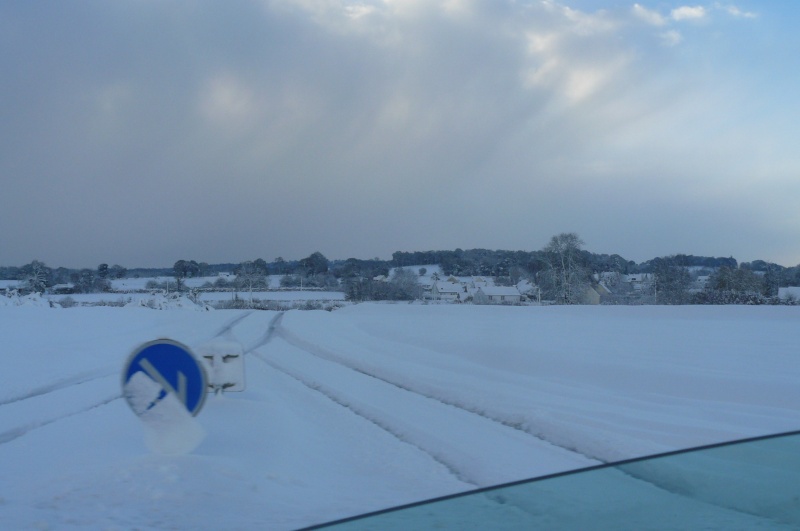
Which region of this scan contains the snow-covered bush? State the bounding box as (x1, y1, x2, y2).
(125, 292, 213, 311)
(0, 290, 54, 307)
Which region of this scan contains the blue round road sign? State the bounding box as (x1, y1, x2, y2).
(122, 339, 208, 416)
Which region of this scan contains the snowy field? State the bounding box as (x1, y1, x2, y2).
(1, 303, 799, 529)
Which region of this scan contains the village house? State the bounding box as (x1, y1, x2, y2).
(623, 273, 653, 291)
(693, 275, 711, 290)
(431, 281, 466, 302)
(474, 286, 522, 304)
(778, 287, 800, 302)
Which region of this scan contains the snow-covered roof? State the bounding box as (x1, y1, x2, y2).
(434, 282, 463, 294)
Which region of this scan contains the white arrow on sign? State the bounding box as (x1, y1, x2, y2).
(138, 357, 188, 407)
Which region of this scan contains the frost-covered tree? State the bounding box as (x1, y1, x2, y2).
(388, 268, 422, 300)
(20, 260, 51, 293)
(299, 252, 329, 276)
(173, 260, 188, 279)
(274, 257, 287, 274)
(540, 233, 589, 304)
(109, 264, 127, 279)
(236, 260, 267, 305)
(173, 259, 200, 282)
(74, 268, 96, 293)
(650, 257, 691, 304)
(762, 266, 781, 297)
(185, 260, 200, 278)
(253, 258, 268, 275)
(700, 266, 765, 303)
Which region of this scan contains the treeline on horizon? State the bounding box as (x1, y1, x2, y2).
(1, 246, 795, 289)
(0, 248, 791, 282)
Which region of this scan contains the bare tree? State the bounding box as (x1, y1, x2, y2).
(236, 260, 267, 305)
(540, 233, 589, 304)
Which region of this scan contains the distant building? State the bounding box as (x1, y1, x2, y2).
(623, 273, 653, 291)
(690, 275, 711, 293)
(474, 286, 521, 304)
(778, 287, 800, 302)
(51, 283, 76, 295)
(431, 281, 465, 302)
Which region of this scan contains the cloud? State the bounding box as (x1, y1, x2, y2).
(632, 4, 667, 26)
(517, 7, 632, 105)
(344, 3, 375, 19)
(714, 3, 758, 19)
(632, 2, 757, 49)
(199, 75, 260, 130)
(0, 1, 794, 267)
(660, 30, 683, 47)
(671, 5, 707, 21)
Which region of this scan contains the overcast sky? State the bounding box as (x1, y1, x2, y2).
(2, 1, 798, 268)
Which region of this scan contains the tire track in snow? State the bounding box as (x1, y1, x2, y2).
(268, 323, 793, 527)
(0, 394, 121, 445)
(0, 368, 116, 407)
(212, 310, 255, 340)
(249, 349, 479, 488)
(225, 312, 478, 486)
(273, 324, 606, 465)
(1, 310, 261, 447)
(209, 310, 600, 467)
(264, 324, 782, 528)
(222, 311, 747, 524)
(241, 312, 284, 353)
(0, 361, 122, 444)
(0, 310, 253, 411)
(220, 312, 597, 487)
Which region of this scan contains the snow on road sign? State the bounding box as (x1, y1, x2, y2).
(122, 339, 208, 417)
(196, 340, 246, 393)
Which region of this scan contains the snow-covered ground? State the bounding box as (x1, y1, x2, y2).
(1, 303, 799, 529)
